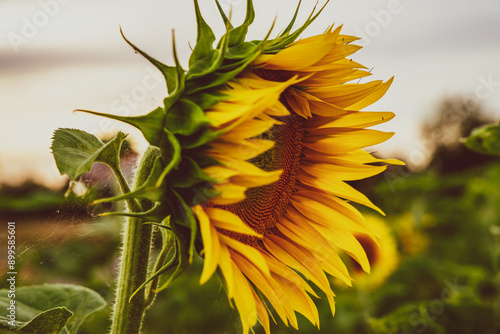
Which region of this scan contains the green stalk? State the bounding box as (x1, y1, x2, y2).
(110, 147, 160, 334)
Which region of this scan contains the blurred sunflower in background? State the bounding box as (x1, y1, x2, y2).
(349, 214, 400, 291)
(79, 1, 403, 333)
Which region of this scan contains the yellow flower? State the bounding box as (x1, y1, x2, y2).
(396, 212, 430, 256)
(191, 26, 403, 333)
(77, 2, 404, 332)
(349, 214, 400, 291)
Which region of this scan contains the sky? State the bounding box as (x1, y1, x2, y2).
(1, 0, 500, 186)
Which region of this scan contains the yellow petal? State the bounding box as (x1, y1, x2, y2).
(314, 225, 371, 273)
(222, 118, 277, 141)
(347, 77, 394, 111)
(203, 165, 238, 182)
(218, 243, 235, 298)
(233, 252, 289, 325)
(297, 172, 384, 214)
(291, 193, 372, 235)
(210, 184, 247, 205)
(230, 261, 258, 328)
(219, 234, 270, 276)
(204, 207, 262, 237)
(265, 235, 332, 294)
(193, 206, 221, 284)
(208, 138, 275, 160)
(303, 111, 395, 130)
(254, 32, 335, 71)
(303, 129, 394, 153)
(301, 162, 387, 181)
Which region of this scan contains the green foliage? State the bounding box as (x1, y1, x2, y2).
(51, 129, 127, 180)
(462, 121, 500, 156)
(0, 284, 106, 334)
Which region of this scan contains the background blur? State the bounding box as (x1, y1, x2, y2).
(1, 0, 500, 333)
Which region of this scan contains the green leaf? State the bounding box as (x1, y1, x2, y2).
(0, 284, 106, 334)
(368, 303, 445, 334)
(462, 122, 500, 156)
(0, 307, 71, 334)
(51, 129, 127, 180)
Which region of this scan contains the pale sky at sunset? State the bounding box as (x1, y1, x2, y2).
(1, 0, 500, 185)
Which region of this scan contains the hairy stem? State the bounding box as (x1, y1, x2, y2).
(110, 147, 160, 334)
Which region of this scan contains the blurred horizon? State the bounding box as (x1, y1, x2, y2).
(1, 0, 500, 186)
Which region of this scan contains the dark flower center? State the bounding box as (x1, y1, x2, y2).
(222, 115, 304, 243)
(213, 68, 305, 245)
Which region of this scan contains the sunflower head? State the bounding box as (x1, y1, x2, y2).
(79, 1, 404, 332)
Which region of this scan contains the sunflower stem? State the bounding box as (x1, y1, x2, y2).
(110, 147, 160, 334)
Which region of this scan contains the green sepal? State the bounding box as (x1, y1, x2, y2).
(278, 0, 302, 38)
(186, 15, 230, 81)
(155, 216, 192, 291)
(187, 49, 223, 79)
(216, 0, 255, 48)
(184, 54, 256, 94)
(159, 128, 182, 178)
(171, 191, 198, 264)
(120, 28, 179, 94)
(177, 127, 223, 149)
(264, 0, 329, 53)
(51, 129, 127, 180)
(462, 122, 500, 156)
(227, 0, 255, 47)
(214, 0, 233, 29)
(170, 157, 217, 188)
(174, 184, 219, 207)
(187, 151, 222, 168)
(216, 16, 273, 64)
(165, 99, 212, 136)
(77, 107, 166, 147)
(163, 32, 187, 112)
(188, 31, 267, 93)
(188, 0, 216, 69)
(224, 41, 261, 60)
(185, 90, 227, 110)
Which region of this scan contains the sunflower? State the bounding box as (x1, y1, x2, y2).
(348, 214, 400, 291)
(78, 1, 403, 333)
